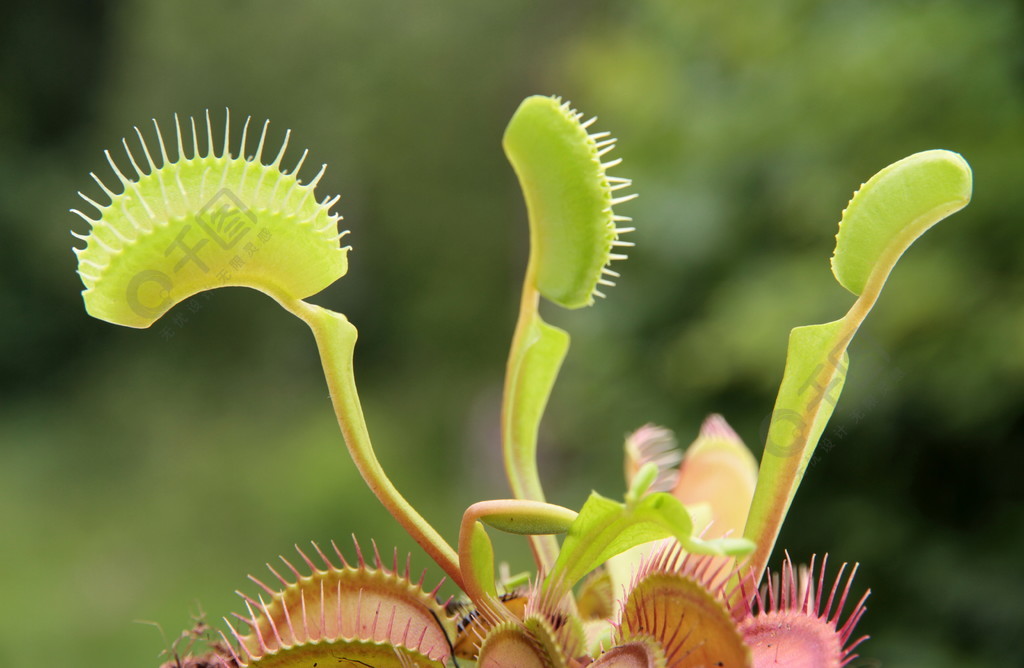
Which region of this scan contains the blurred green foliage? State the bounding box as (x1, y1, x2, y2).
(1, 1, 1022, 666)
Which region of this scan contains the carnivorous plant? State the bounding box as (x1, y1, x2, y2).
(73, 95, 972, 667)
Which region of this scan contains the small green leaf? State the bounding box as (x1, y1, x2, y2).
(502, 316, 570, 503)
(477, 500, 578, 536)
(467, 522, 498, 599)
(831, 149, 972, 296)
(546, 492, 753, 594)
(624, 462, 659, 507)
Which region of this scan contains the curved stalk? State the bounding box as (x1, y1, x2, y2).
(458, 499, 578, 620)
(279, 297, 463, 591)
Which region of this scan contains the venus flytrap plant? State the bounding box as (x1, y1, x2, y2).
(73, 111, 466, 665)
(73, 95, 972, 668)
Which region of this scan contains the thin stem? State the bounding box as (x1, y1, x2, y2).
(503, 272, 543, 500)
(278, 297, 464, 591)
(501, 259, 561, 572)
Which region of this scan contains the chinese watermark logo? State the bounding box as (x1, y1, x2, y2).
(124, 189, 273, 337)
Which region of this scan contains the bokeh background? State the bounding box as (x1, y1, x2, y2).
(2, 1, 1022, 665)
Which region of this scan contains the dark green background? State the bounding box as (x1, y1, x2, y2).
(1, 1, 1022, 666)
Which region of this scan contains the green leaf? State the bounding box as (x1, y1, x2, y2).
(743, 321, 847, 560)
(467, 521, 498, 599)
(502, 315, 570, 503)
(624, 462, 659, 506)
(503, 95, 634, 309)
(831, 149, 972, 296)
(477, 500, 578, 536)
(73, 112, 348, 328)
(546, 492, 753, 594)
